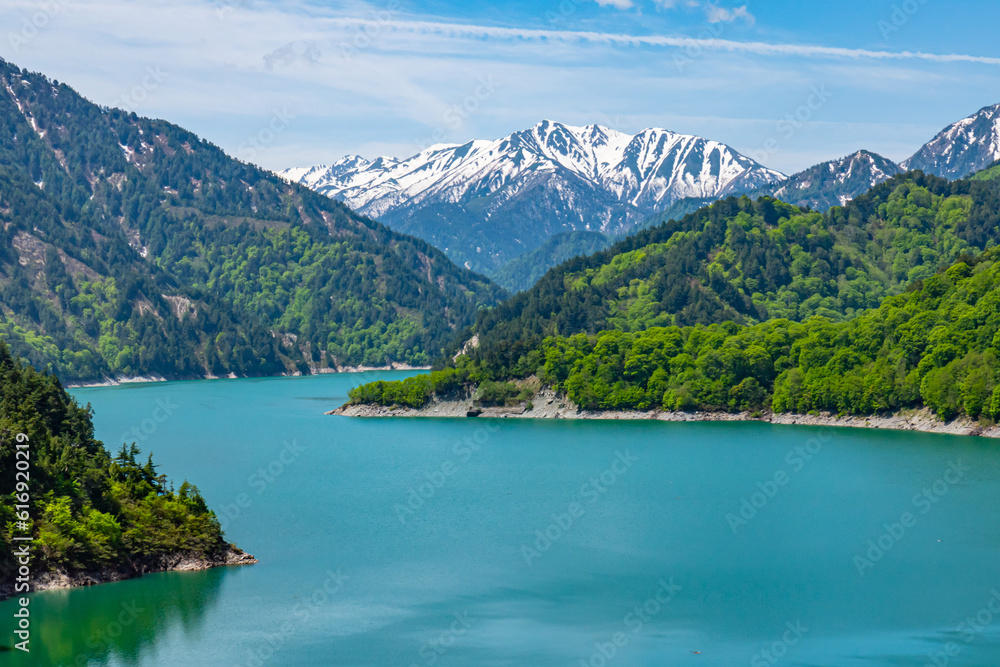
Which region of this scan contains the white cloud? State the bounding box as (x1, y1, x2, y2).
(320, 17, 1000, 67)
(593, 0, 634, 8)
(705, 4, 755, 25)
(0, 0, 995, 174)
(653, 0, 755, 24)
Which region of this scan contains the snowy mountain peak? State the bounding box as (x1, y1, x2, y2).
(281, 121, 785, 275)
(285, 155, 371, 187)
(767, 149, 902, 211)
(903, 103, 1000, 179)
(282, 121, 784, 215)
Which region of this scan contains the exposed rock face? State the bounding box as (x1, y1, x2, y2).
(284, 121, 785, 275)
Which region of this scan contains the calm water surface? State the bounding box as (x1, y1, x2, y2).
(3, 371, 1000, 666)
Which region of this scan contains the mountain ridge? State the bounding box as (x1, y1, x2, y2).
(285, 104, 1000, 290)
(761, 149, 902, 211)
(903, 103, 1000, 179)
(283, 120, 786, 275)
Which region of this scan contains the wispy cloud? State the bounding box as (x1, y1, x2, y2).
(1, 0, 996, 174)
(263, 41, 322, 70)
(325, 18, 1000, 67)
(593, 0, 635, 9)
(628, 0, 755, 26)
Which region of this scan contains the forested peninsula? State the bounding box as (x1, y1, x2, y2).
(0, 342, 253, 600)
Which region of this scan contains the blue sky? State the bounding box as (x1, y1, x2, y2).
(2, 0, 999, 174)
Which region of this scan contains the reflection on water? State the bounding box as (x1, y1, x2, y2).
(0, 566, 227, 666)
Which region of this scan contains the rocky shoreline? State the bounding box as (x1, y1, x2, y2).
(0, 546, 257, 601)
(64, 364, 429, 388)
(329, 389, 1000, 439)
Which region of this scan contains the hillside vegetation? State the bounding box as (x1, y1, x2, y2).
(461, 172, 1000, 374)
(0, 342, 232, 583)
(492, 231, 611, 293)
(352, 167, 1000, 423)
(352, 247, 1000, 422)
(0, 58, 503, 382)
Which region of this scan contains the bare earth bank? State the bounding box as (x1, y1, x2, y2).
(329, 389, 1000, 439)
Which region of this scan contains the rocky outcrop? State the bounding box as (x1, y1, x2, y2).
(0, 546, 256, 601)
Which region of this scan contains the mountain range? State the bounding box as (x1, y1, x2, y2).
(282, 121, 785, 280)
(460, 168, 1000, 374)
(286, 104, 1000, 291)
(5, 52, 1000, 384)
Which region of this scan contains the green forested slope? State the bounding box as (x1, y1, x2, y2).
(492, 231, 611, 293)
(352, 247, 1000, 422)
(971, 159, 1000, 181)
(461, 172, 1000, 375)
(0, 342, 231, 584)
(0, 58, 504, 381)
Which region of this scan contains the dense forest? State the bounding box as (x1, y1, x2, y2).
(0, 58, 504, 382)
(0, 341, 231, 585)
(457, 171, 1000, 375)
(492, 230, 611, 293)
(351, 246, 1000, 422)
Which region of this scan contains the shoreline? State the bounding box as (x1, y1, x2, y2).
(0, 546, 257, 602)
(329, 389, 1000, 439)
(64, 364, 430, 388)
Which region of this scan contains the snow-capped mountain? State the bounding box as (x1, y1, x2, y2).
(283, 121, 785, 275)
(282, 155, 370, 187)
(903, 103, 1000, 179)
(765, 150, 902, 211)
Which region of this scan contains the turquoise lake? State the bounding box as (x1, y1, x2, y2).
(3, 371, 1000, 666)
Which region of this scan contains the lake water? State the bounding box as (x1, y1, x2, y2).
(3, 371, 1000, 666)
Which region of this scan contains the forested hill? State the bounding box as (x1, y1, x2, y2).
(0, 58, 504, 382)
(351, 245, 1000, 423)
(0, 341, 240, 595)
(461, 171, 1000, 375)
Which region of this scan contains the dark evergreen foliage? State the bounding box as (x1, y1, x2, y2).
(0, 58, 504, 381)
(0, 341, 227, 578)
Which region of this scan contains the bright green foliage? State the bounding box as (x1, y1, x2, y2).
(348, 368, 470, 408)
(475, 380, 520, 406)
(0, 59, 503, 382)
(462, 173, 1000, 376)
(542, 248, 1000, 419)
(355, 248, 1000, 421)
(971, 159, 1000, 182)
(0, 342, 229, 579)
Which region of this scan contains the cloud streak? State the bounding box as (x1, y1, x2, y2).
(299, 16, 999, 67)
(1, 0, 995, 174)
